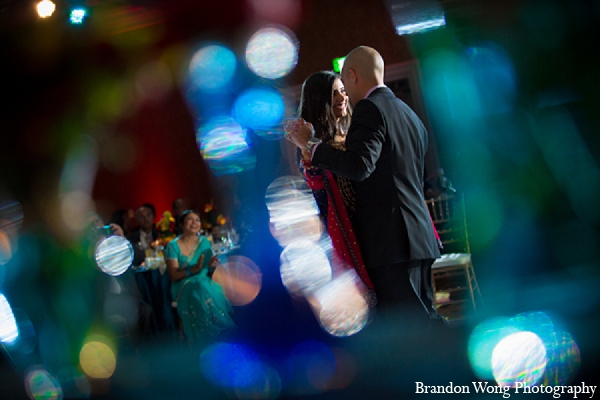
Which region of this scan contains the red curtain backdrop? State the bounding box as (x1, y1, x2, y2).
(92, 89, 213, 220)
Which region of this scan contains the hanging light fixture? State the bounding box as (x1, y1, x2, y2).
(384, 0, 446, 35)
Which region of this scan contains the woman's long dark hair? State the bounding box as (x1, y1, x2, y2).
(298, 71, 351, 143)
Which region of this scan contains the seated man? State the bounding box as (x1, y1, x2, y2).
(127, 203, 159, 267)
(126, 203, 177, 341)
(85, 212, 151, 345)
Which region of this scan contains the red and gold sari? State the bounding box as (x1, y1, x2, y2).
(301, 146, 376, 306)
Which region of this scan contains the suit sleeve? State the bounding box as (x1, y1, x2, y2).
(311, 99, 385, 181)
(126, 232, 146, 267)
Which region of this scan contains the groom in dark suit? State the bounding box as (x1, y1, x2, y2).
(288, 46, 440, 321)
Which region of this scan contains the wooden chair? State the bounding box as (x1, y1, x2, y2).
(426, 193, 482, 323)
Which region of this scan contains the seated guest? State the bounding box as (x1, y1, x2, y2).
(127, 203, 159, 264)
(109, 208, 134, 236)
(127, 203, 177, 341)
(84, 212, 151, 345)
(165, 210, 235, 344)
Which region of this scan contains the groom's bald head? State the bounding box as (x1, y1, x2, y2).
(345, 46, 384, 83)
(341, 46, 385, 104)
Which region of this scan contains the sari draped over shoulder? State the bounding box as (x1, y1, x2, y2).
(165, 236, 235, 343)
(301, 141, 376, 306)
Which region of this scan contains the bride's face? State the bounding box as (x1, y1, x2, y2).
(331, 78, 348, 119)
(182, 212, 201, 234)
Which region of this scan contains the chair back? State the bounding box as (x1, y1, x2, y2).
(426, 193, 470, 255)
(427, 192, 483, 323)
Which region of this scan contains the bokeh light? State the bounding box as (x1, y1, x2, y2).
(286, 340, 336, 395)
(465, 43, 517, 115)
(196, 116, 256, 175)
(265, 176, 322, 247)
(463, 186, 504, 250)
(70, 8, 87, 24)
(492, 331, 547, 387)
(468, 312, 581, 388)
(79, 337, 117, 379)
(0, 196, 23, 228)
(94, 235, 134, 276)
(84, 73, 135, 123)
(421, 49, 483, 124)
(313, 271, 369, 337)
(36, 0, 55, 18)
(199, 342, 283, 398)
(212, 255, 262, 306)
(541, 331, 580, 386)
(245, 26, 298, 79)
(280, 240, 331, 297)
(135, 60, 173, 104)
(324, 347, 357, 390)
(10, 308, 37, 354)
(0, 229, 11, 265)
(189, 44, 237, 92)
(265, 174, 370, 337)
(234, 363, 282, 399)
(0, 194, 24, 267)
(60, 191, 96, 232)
(468, 316, 520, 380)
(199, 342, 263, 388)
(386, 0, 446, 35)
(24, 366, 63, 400)
(232, 87, 285, 131)
(59, 135, 99, 234)
(60, 135, 99, 194)
(0, 293, 19, 345)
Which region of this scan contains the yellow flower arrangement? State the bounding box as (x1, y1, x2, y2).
(156, 211, 176, 245)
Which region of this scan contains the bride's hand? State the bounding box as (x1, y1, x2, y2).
(299, 119, 314, 133)
(286, 120, 315, 149)
(284, 119, 299, 134)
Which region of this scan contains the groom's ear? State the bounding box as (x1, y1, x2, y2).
(348, 68, 358, 83)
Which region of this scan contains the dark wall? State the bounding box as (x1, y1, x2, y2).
(289, 0, 414, 86)
(1, 0, 420, 226)
(89, 0, 420, 220)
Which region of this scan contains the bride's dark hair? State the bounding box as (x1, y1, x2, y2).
(298, 71, 351, 143)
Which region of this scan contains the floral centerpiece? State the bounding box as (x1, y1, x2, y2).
(143, 210, 176, 273)
(156, 210, 176, 246)
(201, 201, 227, 231)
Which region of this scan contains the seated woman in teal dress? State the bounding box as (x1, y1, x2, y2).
(165, 210, 235, 343)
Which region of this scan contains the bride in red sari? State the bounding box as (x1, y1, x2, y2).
(287, 71, 376, 306)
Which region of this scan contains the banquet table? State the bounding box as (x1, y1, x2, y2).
(132, 254, 177, 340)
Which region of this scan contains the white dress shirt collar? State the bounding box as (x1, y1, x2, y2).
(365, 84, 387, 99)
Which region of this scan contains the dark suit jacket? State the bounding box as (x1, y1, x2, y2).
(126, 227, 158, 267)
(311, 87, 440, 267)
